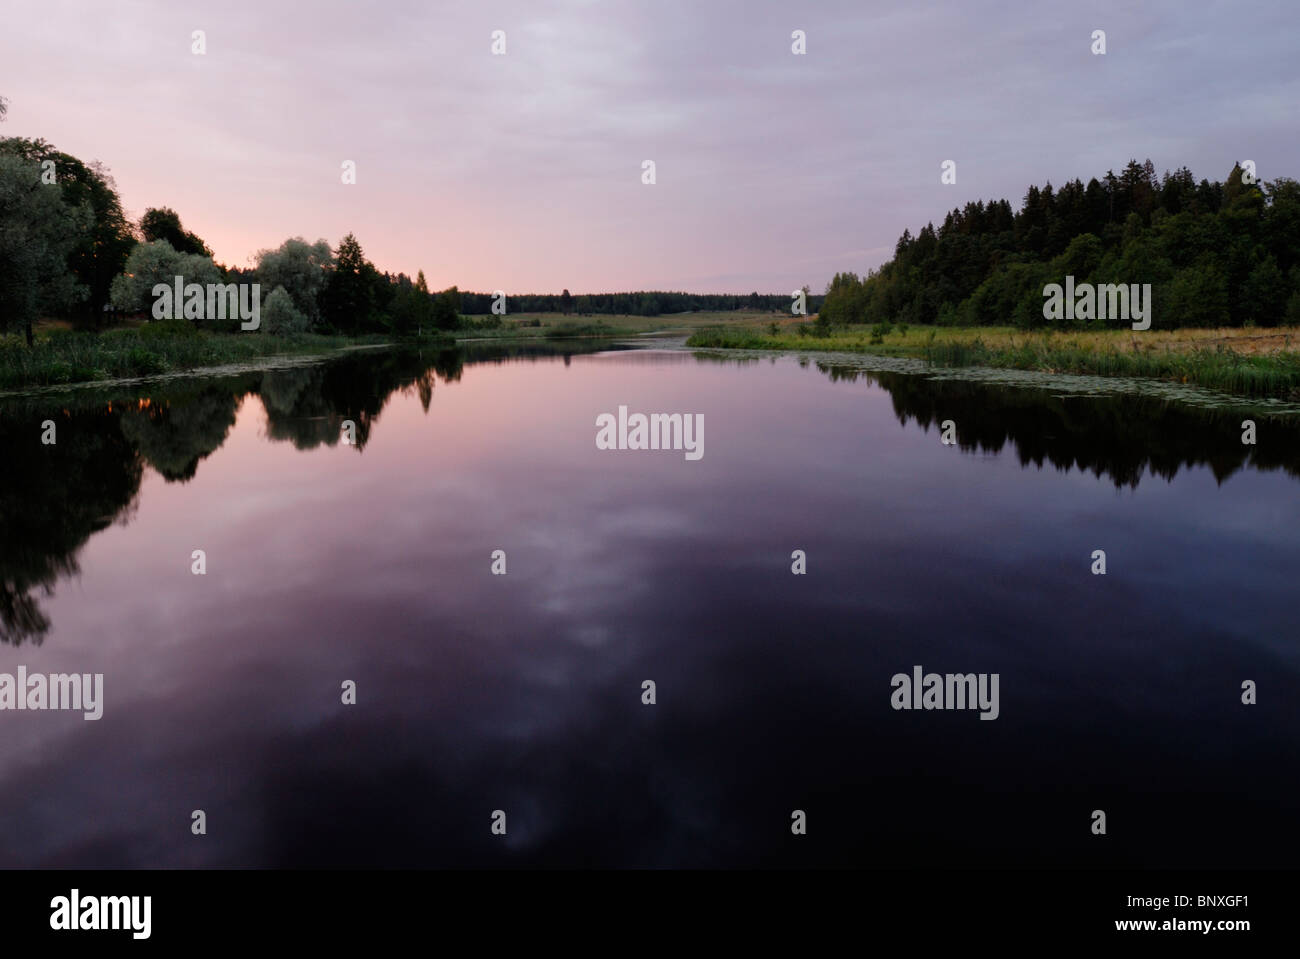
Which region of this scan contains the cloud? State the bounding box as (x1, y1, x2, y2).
(2, 0, 1294, 291)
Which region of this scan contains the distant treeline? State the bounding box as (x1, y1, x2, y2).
(820, 160, 1300, 330)
(457, 290, 822, 316)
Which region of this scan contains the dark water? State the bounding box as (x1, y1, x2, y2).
(1, 340, 1297, 868)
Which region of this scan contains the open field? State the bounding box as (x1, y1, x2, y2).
(687, 321, 1300, 399)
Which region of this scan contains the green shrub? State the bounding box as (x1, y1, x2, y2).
(261, 286, 310, 336)
(126, 348, 167, 375)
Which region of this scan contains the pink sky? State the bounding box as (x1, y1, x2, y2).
(3, 0, 1296, 293)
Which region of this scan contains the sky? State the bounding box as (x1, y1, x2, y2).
(2, 0, 1296, 294)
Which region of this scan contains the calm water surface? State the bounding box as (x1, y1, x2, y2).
(1, 340, 1297, 867)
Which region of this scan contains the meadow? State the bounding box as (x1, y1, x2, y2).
(686, 321, 1300, 399)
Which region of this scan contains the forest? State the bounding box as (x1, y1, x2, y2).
(818, 160, 1300, 331)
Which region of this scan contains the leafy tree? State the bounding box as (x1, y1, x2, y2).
(390, 270, 439, 336)
(1263, 178, 1300, 276)
(254, 237, 333, 326)
(1053, 233, 1104, 279)
(0, 136, 136, 323)
(75, 161, 136, 323)
(388, 274, 418, 336)
(261, 285, 310, 335)
(818, 271, 865, 328)
(0, 155, 89, 344)
(432, 285, 460, 330)
(319, 233, 379, 334)
(1240, 255, 1286, 327)
(372, 269, 397, 325)
(413, 271, 435, 333)
(1164, 258, 1230, 327)
(109, 239, 221, 316)
(1279, 268, 1300, 328)
(140, 207, 211, 257)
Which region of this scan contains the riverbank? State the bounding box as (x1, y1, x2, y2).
(686, 323, 1300, 399)
(0, 322, 454, 390)
(1, 310, 780, 389)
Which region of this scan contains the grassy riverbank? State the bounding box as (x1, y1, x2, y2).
(0, 321, 452, 390)
(1, 308, 764, 389)
(4, 308, 774, 389)
(687, 322, 1300, 398)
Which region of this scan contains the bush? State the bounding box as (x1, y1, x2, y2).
(126, 348, 166, 375)
(261, 286, 310, 336)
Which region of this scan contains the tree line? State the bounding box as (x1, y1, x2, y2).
(819, 159, 1300, 331)
(456, 289, 821, 316)
(0, 129, 461, 341)
(0, 103, 813, 345)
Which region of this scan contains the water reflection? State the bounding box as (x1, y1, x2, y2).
(0, 342, 592, 644)
(3, 342, 1300, 647)
(0, 406, 142, 645)
(817, 363, 1300, 488)
(0, 340, 1297, 869)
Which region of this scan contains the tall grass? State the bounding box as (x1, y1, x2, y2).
(686, 327, 777, 349)
(687, 323, 1300, 398)
(0, 326, 374, 390)
(923, 339, 1300, 397)
(542, 321, 623, 339)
